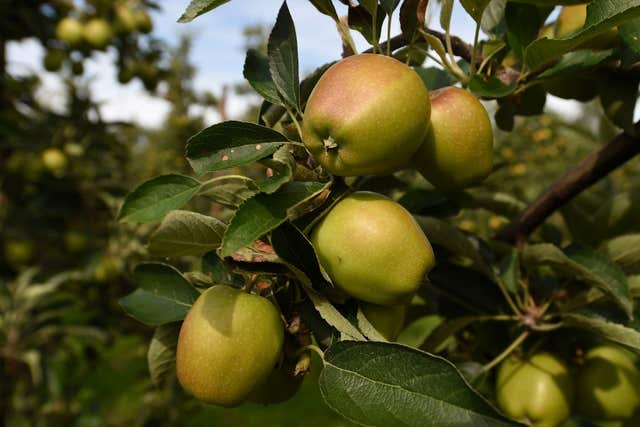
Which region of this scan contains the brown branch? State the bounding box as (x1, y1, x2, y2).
(494, 122, 640, 246)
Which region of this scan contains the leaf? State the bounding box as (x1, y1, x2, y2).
(468, 75, 516, 98)
(356, 308, 388, 342)
(120, 263, 200, 326)
(348, 5, 386, 45)
(148, 210, 226, 257)
(380, 0, 402, 15)
(498, 250, 520, 293)
(414, 216, 494, 279)
(201, 251, 244, 286)
(481, 0, 507, 35)
(303, 287, 366, 341)
(185, 121, 287, 175)
(257, 145, 295, 194)
(319, 341, 522, 427)
(147, 323, 180, 386)
(536, 49, 615, 80)
(600, 234, 640, 274)
(220, 181, 325, 257)
(562, 313, 640, 353)
(199, 176, 259, 208)
(118, 175, 202, 223)
(620, 18, 640, 54)
(243, 49, 281, 105)
(397, 315, 444, 348)
(400, 0, 428, 42)
(525, 1, 640, 71)
(309, 0, 339, 20)
(440, 0, 454, 31)
(178, 0, 231, 23)
(461, 0, 492, 23)
(598, 72, 640, 136)
(268, 1, 300, 111)
(413, 66, 455, 90)
(505, 2, 550, 60)
(523, 244, 632, 318)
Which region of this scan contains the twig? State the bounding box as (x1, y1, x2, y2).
(495, 122, 640, 245)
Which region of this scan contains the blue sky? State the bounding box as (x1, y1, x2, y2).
(8, 0, 631, 128)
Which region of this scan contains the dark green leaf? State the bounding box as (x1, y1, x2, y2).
(199, 175, 259, 208)
(598, 72, 640, 136)
(120, 263, 199, 326)
(381, 0, 402, 15)
(220, 181, 325, 257)
(562, 313, 640, 353)
(320, 341, 522, 427)
(413, 66, 455, 90)
(201, 251, 244, 286)
(600, 234, 640, 274)
(147, 323, 180, 386)
(348, 5, 386, 45)
(257, 145, 295, 194)
(537, 49, 615, 79)
(480, 0, 507, 35)
(440, 0, 454, 31)
(525, 1, 640, 71)
(505, 2, 550, 60)
(499, 250, 520, 293)
(469, 75, 516, 98)
(148, 210, 226, 257)
(117, 175, 202, 223)
(185, 121, 287, 174)
(268, 2, 300, 110)
(523, 244, 632, 318)
(309, 0, 339, 20)
(399, 0, 428, 42)
(243, 49, 281, 105)
(304, 288, 366, 341)
(178, 0, 231, 23)
(620, 18, 640, 54)
(461, 0, 492, 23)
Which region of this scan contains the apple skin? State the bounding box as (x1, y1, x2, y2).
(115, 5, 137, 34)
(555, 4, 618, 49)
(41, 148, 68, 173)
(302, 54, 431, 176)
(361, 302, 406, 341)
(83, 19, 113, 48)
(56, 17, 84, 46)
(43, 49, 65, 72)
(310, 192, 435, 306)
(134, 10, 153, 34)
(176, 286, 284, 407)
(575, 345, 640, 421)
(413, 87, 493, 191)
(496, 352, 573, 427)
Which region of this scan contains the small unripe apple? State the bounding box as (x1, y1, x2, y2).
(176, 286, 284, 407)
(361, 302, 406, 341)
(555, 4, 618, 49)
(94, 255, 122, 283)
(56, 17, 84, 46)
(115, 5, 137, 34)
(302, 54, 431, 176)
(134, 10, 153, 34)
(4, 240, 34, 267)
(43, 49, 65, 72)
(413, 87, 493, 191)
(575, 345, 640, 421)
(64, 231, 87, 253)
(83, 18, 113, 48)
(496, 352, 573, 427)
(311, 192, 435, 306)
(41, 148, 67, 173)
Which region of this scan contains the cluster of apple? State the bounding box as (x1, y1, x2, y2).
(175, 53, 495, 406)
(496, 346, 640, 426)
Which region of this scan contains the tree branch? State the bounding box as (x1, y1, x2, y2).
(494, 122, 640, 246)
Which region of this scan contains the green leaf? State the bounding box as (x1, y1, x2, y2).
(319, 341, 522, 427)
(536, 49, 615, 80)
(525, 1, 640, 71)
(481, 0, 507, 35)
(505, 2, 550, 60)
(600, 234, 640, 274)
(243, 49, 281, 105)
(303, 287, 366, 341)
(117, 174, 202, 223)
(413, 67, 455, 90)
(201, 251, 244, 286)
(348, 5, 386, 45)
(469, 75, 516, 98)
(185, 121, 287, 174)
(498, 250, 520, 293)
(509, 0, 592, 4)
(397, 315, 444, 348)
(148, 210, 226, 257)
(220, 181, 325, 257)
(523, 244, 632, 318)
(620, 18, 640, 54)
(440, 0, 454, 31)
(120, 263, 200, 326)
(380, 0, 401, 15)
(598, 72, 640, 136)
(178, 0, 231, 23)
(358, 0, 378, 15)
(257, 145, 295, 194)
(268, 1, 300, 111)
(461, 0, 492, 23)
(199, 175, 259, 208)
(562, 313, 640, 353)
(356, 308, 388, 341)
(400, 0, 428, 42)
(309, 0, 339, 20)
(147, 323, 180, 386)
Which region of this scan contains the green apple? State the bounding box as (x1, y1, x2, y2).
(43, 49, 65, 72)
(115, 5, 137, 34)
(41, 148, 67, 173)
(56, 17, 84, 46)
(176, 285, 284, 407)
(496, 352, 573, 427)
(64, 231, 87, 253)
(310, 192, 435, 306)
(83, 18, 113, 48)
(302, 53, 431, 176)
(575, 345, 640, 421)
(94, 256, 122, 283)
(4, 240, 34, 267)
(361, 302, 406, 341)
(555, 4, 618, 49)
(134, 10, 153, 34)
(413, 86, 493, 191)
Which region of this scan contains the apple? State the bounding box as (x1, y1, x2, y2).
(496, 352, 573, 427)
(413, 86, 494, 191)
(310, 192, 435, 306)
(575, 345, 640, 421)
(361, 302, 406, 341)
(43, 49, 65, 72)
(41, 148, 67, 174)
(302, 54, 431, 176)
(134, 10, 153, 34)
(176, 285, 284, 407)
(83, 18, 113, 49)
(555, 4, 618, 49)
(56, 17, 84, 46)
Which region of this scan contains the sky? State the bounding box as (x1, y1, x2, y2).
(7, 1, 637, 128)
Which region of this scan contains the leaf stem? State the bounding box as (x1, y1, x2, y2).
(297, 344, 325, 363)
(372, 3, 380, 54)
(482, 330, 529, 373)
(386, 12, 393, 56)
(284, 105, 304, 141)
(469, 21, 481, 75)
